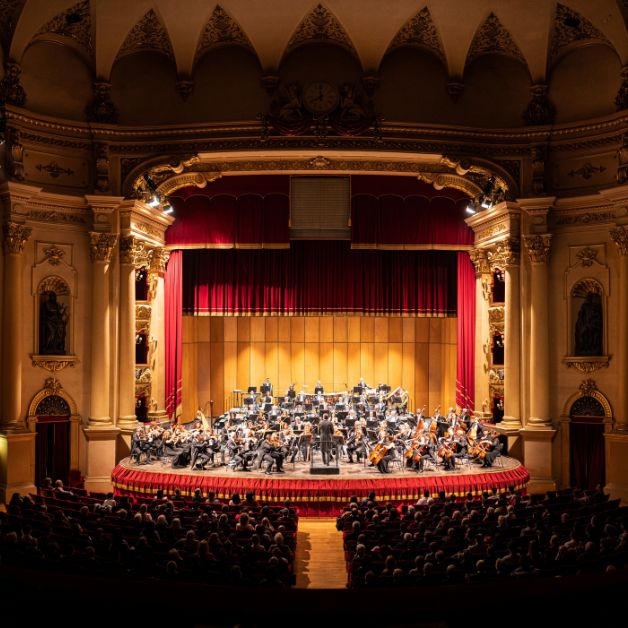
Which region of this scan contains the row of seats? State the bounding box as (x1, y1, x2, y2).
(336, 488, 628, 587)
(1, 485, 299, 586)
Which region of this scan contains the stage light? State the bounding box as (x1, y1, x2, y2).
(465, 205, 476, 215)
(147, 195, 160, 208)
(163, 203, 174, 215)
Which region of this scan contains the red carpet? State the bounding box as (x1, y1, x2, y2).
(112, 462, 529, 516)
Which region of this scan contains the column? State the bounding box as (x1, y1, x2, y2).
(523, 234, 552, 427)
(469, 248, 491, 416)
(148, 248, 170, 420)
(489, 239, 521, 428)
(610, 226, 628, 431)
(1, 222, 31, 429)
(118, 236, 139, 431)
(88, 232, 118, 425)
(0, 222, 36, 500)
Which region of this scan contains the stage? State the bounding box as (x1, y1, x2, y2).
(112, 456, 530, 516)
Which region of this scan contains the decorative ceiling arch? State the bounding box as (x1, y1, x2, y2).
(34, 0, 93, 60)
(193, 4, 255, 67)
(549, 3, 614, 67)
(464, 12, 527, 72)
(384, 6, 446, 66)
(0, 0, 25, 54)
(282, 3, 359, 66)
(115, 8, 175, 65)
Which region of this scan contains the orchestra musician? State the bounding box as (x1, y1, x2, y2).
(319, 412, 334, 466)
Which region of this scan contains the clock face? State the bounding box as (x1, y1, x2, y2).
(303, 82, 339, 115)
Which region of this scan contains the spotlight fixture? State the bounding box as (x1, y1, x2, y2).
(147, 195, 160, 208)
(163, 203, 174, 215)
(465, 204, 476, 215)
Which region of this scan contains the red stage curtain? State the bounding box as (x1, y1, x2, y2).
(350, 176, 474, 250)
(166, 176, 290, 249)
(182, 241, 457, 316)
(165, 250, 183, 420)
(456, 252, 475, 410)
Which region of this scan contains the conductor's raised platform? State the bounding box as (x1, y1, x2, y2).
(112, 456, 530, 516)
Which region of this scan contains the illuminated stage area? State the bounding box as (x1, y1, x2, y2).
(112, 457, 529, 516)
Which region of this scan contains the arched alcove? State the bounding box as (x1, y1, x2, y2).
(569, 278, 605, 357)
(37, 276, 71, 355)
(560, 382, 613, 491)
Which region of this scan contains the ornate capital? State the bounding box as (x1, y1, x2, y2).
(150, 248, 170, 275)
(89, 232, 118, 263)
(3, 222, 32, 254)
(610, 225, 628, 256)
(468, 248, 490, 275)
(523, 234, 552, 264)
(487, 238, 520, 270)
(120, 236, 150, 266)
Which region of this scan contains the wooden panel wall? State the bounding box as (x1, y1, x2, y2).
(181, 316, 457, 419)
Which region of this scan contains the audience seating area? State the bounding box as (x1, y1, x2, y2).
(337, 487, 628, 587)
(0, 484, 298, 586)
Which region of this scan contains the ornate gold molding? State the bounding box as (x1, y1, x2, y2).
(563, 355, 611, 373)
(416, 171, 482, 197)
(488, 238, 520, 270)
(120, 235, 152, 267)
(575, 246, 599, 267)
(523, 234, 552, 264)
(3, 221, 32, 254)
(89, 232, 118, 263)
(31, 355, 78, 372)
(150, 248, 170, 275)
(155, 171, 222, 197)
(610, 225, 628, 255)
(468, 247, 490, 275)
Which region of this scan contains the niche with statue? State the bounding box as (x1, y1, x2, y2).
(37, 276, 71, 355)
(570, 279, 604, 357)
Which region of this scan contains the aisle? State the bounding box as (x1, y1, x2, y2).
(294, 517, 347, 589)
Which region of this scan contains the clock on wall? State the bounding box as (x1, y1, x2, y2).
(302, 82, 340, 115)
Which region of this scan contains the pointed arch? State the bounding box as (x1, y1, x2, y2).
(193, 5, 256, 68)
(115, 8, 175, 65)
(384, 6, 446, 68)
(464, 12, 528, 73)
(281, 3, 359, 66)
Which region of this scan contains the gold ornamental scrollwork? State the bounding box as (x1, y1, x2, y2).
(468, 248, 490, 275)
(89, 232, 118, 263)
(610, 225, 628, 256)
(31, 355, 78, 372)
(523, 234, 552, 264)
(487, 238, 520, 270)
(3, 222, 32, 254)
(563, 356, 611, 373)
(120, 236, 151, 267)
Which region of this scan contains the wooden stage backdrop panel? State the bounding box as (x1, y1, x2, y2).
(181, 316, 457, 419)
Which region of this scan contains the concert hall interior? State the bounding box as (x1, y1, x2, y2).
(1, 0, 628, 623)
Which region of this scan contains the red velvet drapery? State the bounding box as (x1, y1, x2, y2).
(166, 176, 290, 249)
(456, 252, 475, 410)
(350, 176, 474, 249)
(165, 250, 183, 420)
(181, 242, 458, 316)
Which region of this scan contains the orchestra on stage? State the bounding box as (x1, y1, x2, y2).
(130, 380, 503, 475)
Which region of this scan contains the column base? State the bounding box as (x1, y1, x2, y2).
(117, 415, 139, 431)
(0, 430, 36, 502)
(83, 426, 120, 494)
(521, 427, 558, 494)
(500, 415, 522, 430)
(148, 410, 169, 422)
(605, 432, 628, 503)
(527, 417, 554, 429)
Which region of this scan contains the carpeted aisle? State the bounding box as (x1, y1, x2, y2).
(294, 518, 347, 589)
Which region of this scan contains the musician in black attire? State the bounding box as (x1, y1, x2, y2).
(377, 435, 395, 473)
(319, 413, 334, 465)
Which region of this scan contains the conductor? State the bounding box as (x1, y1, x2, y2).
(319, 412, 334, 466)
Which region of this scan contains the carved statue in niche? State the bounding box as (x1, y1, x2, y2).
(574, 293, 603, 356)
(39, 291, 68, 355)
